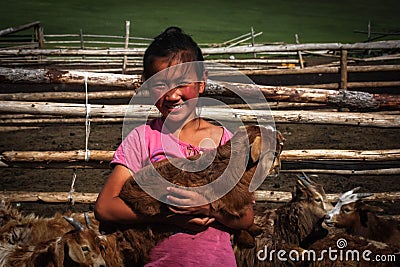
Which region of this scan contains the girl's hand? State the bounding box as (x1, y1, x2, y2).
(166, 214, 215, 232)
(166, 187, 211, 216)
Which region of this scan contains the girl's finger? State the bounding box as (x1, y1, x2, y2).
(166, 186, 193, 198)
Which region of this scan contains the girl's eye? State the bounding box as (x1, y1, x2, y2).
(152, 83, 166, 90)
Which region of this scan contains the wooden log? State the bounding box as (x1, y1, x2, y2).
(0, 67, 141, 89)
(2, 149, 399, 163)
(1, 102, 399, 127)
(0, 91, 135, 101)
(0, 40, 399, 56)
(0, 21, 41, 37)
(282, 168, 400, 175)
(1, 190, 399, 204)
(288, 81, 400, 90)
(254, 191, 400, 203)
(0, 150, 113, 162)
(1, 67, 398, 109)
(207, 81, 399, 109)
(242, 64, 400, 75)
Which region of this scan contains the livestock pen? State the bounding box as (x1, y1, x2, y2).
(0, 27, 399, 264)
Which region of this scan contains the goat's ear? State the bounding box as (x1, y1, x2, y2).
(66, 238, 86, 264)
(250, 136, 262, 162)
(359, 202, 384, 213)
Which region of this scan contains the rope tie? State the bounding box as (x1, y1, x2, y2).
(84, 73, 91, 162)
(68, 169, 77, 205)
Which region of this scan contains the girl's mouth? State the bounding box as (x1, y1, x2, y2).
(167, 103, 183, 111)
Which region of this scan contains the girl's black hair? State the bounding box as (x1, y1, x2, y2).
(143, 26, 204, 80)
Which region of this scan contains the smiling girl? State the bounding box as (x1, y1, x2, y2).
(94, 27, 254, 266)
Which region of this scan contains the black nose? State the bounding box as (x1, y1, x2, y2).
(324, 214, 331, 220)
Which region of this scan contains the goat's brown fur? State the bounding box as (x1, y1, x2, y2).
(327, 201, 400, 248)
(234, 176, 333, 267)
(111, 125, 284, 265)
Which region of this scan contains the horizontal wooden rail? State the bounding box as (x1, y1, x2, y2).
(1, 149, 399, 163)
(0, 40, 399, 56)
(1, 68, 398, 110)
(0, 102, 399, 127)
(0, 190, 399, 204)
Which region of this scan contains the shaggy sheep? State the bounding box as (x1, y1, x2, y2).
(324, 187, 400, 248)
(234, 174, 333, 267)
(0, 216, 106, 267)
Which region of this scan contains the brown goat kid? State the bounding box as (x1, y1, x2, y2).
(113, 125, 284, 265)
(234, 174, 334, 267)
(325, 188, 400, 248)
(0, 216, 106, 267)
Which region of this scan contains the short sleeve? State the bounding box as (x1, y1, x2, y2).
(111, 129, 144, 173)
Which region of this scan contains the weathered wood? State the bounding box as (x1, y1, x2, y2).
(340, 49, 348, 90)
(288, 81, 400, 90)
(0, 91, 135, 101)
(2, 149, 399, 163)
(242, 64, 400, 75)
(0, 21, 41, 37)
(254, 191, 400, 203)
(207, 81, 399, 109)
(1, 102, 399, 127)
(282, 168, 400, 175)
(0, 190, 399, 204)
(0, 40, 399, 56)
(0, 67, 141, 89)
(122, 20, 130, 74)
(1, 150, 114, 162)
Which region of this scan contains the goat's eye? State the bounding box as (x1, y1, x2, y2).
(343, 207, 352, 213)
(314, 198, 322, 203)
(81, 246, 90, 252)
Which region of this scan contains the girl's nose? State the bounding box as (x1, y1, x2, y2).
(164, 88, 181, 101)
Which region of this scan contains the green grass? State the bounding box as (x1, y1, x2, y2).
(1, 0, 399, 44)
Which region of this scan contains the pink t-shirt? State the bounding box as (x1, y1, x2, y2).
(111, 118, 237, 267)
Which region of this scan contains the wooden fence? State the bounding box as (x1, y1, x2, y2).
(0, 23, 399, 207)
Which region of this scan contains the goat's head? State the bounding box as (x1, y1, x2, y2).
(324, 188, 379, 228)
(220, 125, 284, 191)
(59, 215, 106, 267)
(292, 173, 333, 219)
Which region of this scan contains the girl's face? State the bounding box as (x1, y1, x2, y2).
(148, 57, 205, 123)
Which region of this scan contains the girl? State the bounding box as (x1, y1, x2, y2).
(94, 26, 254, 266)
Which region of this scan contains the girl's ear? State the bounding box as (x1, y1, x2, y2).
(198, 81, 206, 94)
(198, 70, 208, 94)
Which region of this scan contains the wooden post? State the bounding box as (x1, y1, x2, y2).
(368, 20, 371, 42)
(251, 27, 256, 58)
(295, 34, 304, 69)
(38, 26, 44, 49)
(79, 29, 85, 49)
(122, 20, 130, 74)
(340, 49, 348, 90)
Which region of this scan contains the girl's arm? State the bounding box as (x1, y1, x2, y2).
(94, 165, 215, 230)
(94, 165, 140, 223)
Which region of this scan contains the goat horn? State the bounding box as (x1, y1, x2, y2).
(84, 212, 92, 227)
(356, 193, 374, 199)
(296, 172, 314, 188)
(63, 216, 84, 232)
